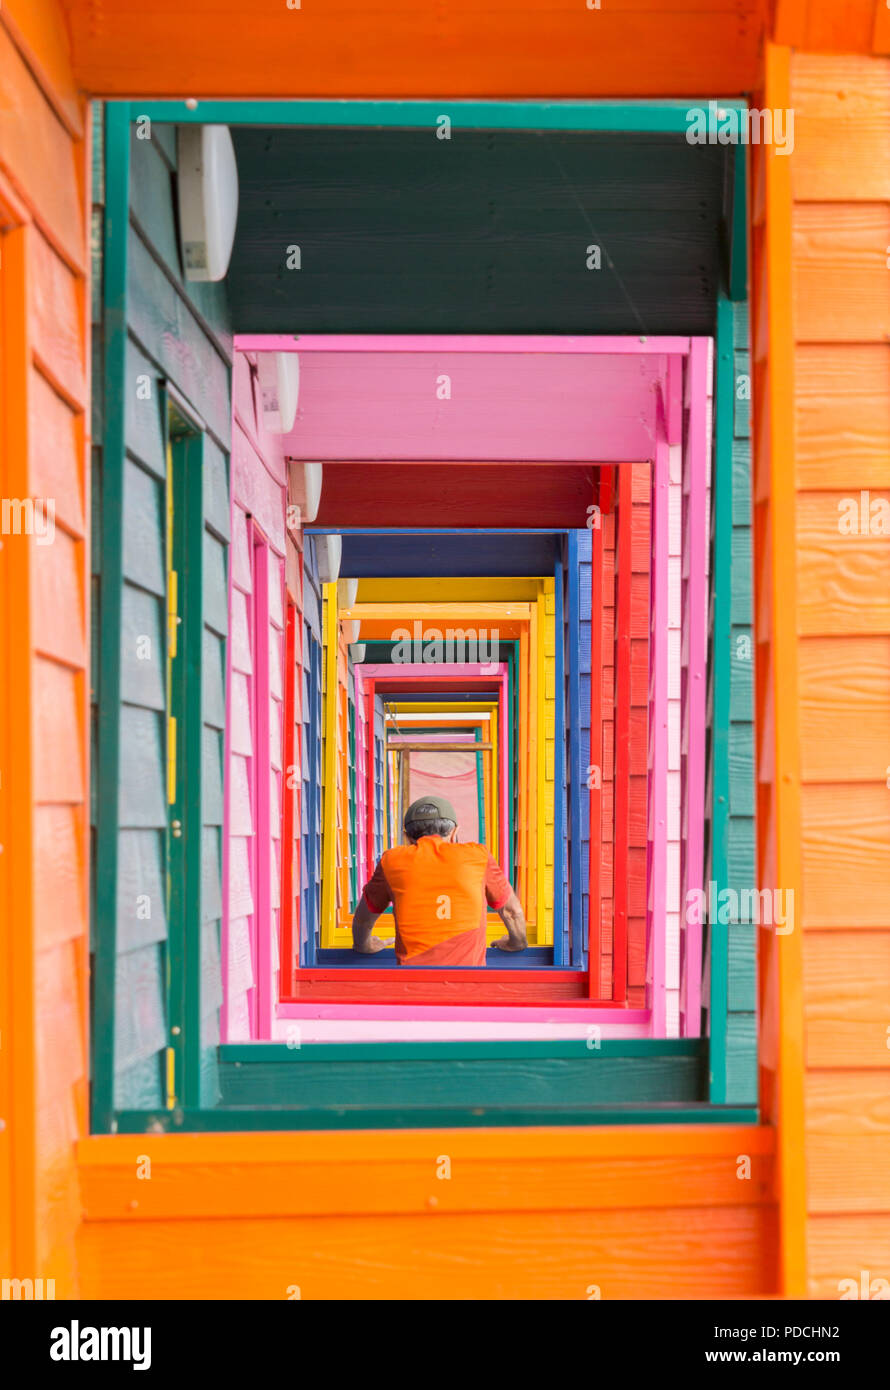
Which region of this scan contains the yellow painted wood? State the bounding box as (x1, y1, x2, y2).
(320, 583, 340, 948)
(357, 577, 540, 603)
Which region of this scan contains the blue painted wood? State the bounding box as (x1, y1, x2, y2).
(314, 947, 556, 969)
(337, 531, 563, 578)
(553, 551, 567, 966)
(566, 532, 585, 968)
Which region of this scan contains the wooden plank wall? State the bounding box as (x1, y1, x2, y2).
(300, 539, 324, 964)
(628, 465, 651, 1007)
(789, 52, 890, 1298)
(99, 120, 233, 1105)
(226, 354, 290, 1038)
(0, 0, 90, 1295)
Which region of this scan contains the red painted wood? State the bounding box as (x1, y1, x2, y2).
(280, 601, 298, 996)
(284, 969, 631, 1006)
(314, 463, 596, 528)
(612, 466, 633, 1003)
(588, 514, 604, 999)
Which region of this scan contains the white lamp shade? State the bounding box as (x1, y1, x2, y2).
(337, 577, 359, 610)
(177, 125, 239, 282)
(287, 460, 323, 524)
(348, 620, 361, 644)
(349, 643, 367, 664)
(257, 353, 299, 433)
(316, 533, 342, 585)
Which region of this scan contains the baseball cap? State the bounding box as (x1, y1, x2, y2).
(403, 795, 457, 828)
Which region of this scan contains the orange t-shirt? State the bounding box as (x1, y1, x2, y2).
(362, 836, 512, 966)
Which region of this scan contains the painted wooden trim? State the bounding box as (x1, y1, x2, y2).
(553, 553, 567, 964)
(762, 41, 807, 1299)
(320, 582, 339, 947)
(709, 297, 735, 1100)
(92, 102, 130, 1131)
(239, 333, 694, 354)
(170, 430, 207, 1104)
(681, 339, 710, 1036)
(104, 1105, 761, 1134)
(0, 221, 37, 1275)
(251, 531, 274, 1039)
(613, 467, 633, 1002)
(588, 514, 604, 996)
(77, 1119, 772, 1220)
(125, 99, 749, 135)
(648, 409, 670, 1034)
(280, 599, 298, 998)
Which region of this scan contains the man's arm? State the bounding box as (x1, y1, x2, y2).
(492, 890, 528, 952)
(351, 896, 387, 954)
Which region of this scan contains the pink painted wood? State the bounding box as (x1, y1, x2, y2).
(243, 351, 672, 462)
(679, 338, 710, 1039)
(647, 399, 670, 1037)
(236, 334, 691, 355)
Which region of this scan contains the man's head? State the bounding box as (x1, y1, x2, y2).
(403, 795, 458, 844)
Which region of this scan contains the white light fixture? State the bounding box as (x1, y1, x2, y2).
(287, 460, 322, 524)
(337, 577, 359, 611)
(316, 533, 342, 585)
(257, 353, 300, 433)
(177, 125, 239, 282)
(348, 620, 361, 644)
(349, 643, 367, 664)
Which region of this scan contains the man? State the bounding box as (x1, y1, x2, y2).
(352, 795, 528, 965)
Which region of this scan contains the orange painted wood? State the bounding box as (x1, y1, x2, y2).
(31, 530, 85, 668)
(792, 204, 890, 343)
(1, 0, 84, 135)
(804, 930, 890, 1067)
(77, 1202, 778, 1300)
(798, 636, 890, 783)
(0, 25, 84, 268)
(807, 1213, 890, 1298)
(791, 54, 890, 202)
(753, 44, 808, 1296)
(28, 231, 87, 406)
(28, 366, 85, 531)
(63, 1, 770, 100)
(795, 345, 890, 489)
(76, 1125, 774, 1221)
(796, 493, 890, 636)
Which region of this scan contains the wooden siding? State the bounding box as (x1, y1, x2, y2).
(789, 52, 890, 1298)
(0, 0, 89, 1296)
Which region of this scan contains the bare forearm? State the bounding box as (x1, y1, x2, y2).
(496, 891, 528, 950)
(351, 898, 379, 950)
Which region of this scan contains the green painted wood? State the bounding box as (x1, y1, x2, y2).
(728, 724, 755, 816)
(202, 826, 223, 925)
(203, 532, 228, 637)
(130, 99, 748, 133)
(120, 584, 165, 710)
(228, 128, 728, 335)
(725, 1013, 757, 1105)
(726, 818, 757, 894)
(127, 227, 231, 443)
(92, 102, 131, 1133)
(122, 461, 165, 596)
(119, 707, 166, 826)
(732, 439, 752, 526)
(707, 293, 734, 1105)
(729, 627, 754, 722)
(203, 436, 231, 542)
(202, 727, 224, 827)
(729, 528, 753, 626)
(124, 342, 165, 480)
(218, 1048, 706, 1108)
(116, 830, 167, 952)
(727, 924, 757, 1012)
(113, 1103, 760, 1133)
(151, 121, 177, 170)
(734, 350, 751, 438)
(113, 1057, 164, 1113)
(203, 632, 226, 731)
(222, 1038, 701, 1062)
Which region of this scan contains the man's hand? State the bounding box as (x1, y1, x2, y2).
(494, 890, 528, 952)
(354, 935, 388, 954)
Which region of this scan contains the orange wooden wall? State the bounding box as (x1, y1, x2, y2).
(787, 52, 890, 1298)
(0, 0, 90, 1296)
